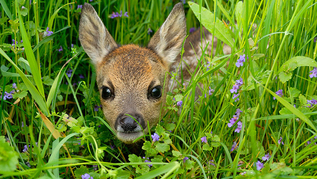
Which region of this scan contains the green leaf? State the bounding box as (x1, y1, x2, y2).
(0, 0, 13, 20)
(20, 6, 28, 16)
(18, 3, 45, 98)
(299, 94, 307, 106)
(135, 161, 180, 179)
(172, 150, 181, 157)
(18, 57, 32, 73)
(185, 159, 195, 170)
(155, 125, 165, 136)
(203, 143, 213, 150)
(74, 165, 89, 179)
(43, 76, 54, 86)
(188, 2, 234, 48)
(0, 136, 18, 172)
(288, 87, 301, 98)
(12, 91, 28, 99)
(278, 56, 317, 74)
(165, 123, 175, 131)
(278, 71, 292, 83)
(174, 94, 183, 101)
(155, 143, 170, 153)
(142, 141, 157, 156)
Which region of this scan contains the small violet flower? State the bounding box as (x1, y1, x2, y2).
(177, 101, 183, 107)
(94, 105, 101, 111)
(81, 173, 93, 179)
(201, 136, 207, 143)
(234, 121, 242, 133)
(77, 5, 83, 10)
(236, 54, 246, 67)
(273, 89, 283, 100)
(256, 161, 264, 171)
(231, 141, 237, 152)
(309, 68, 317, 78)
(12, 83, 17, 89)
(79, 74, 85, 79)
(278, 137, 284, 145)
(208, 160, 215, 166)
(22, 145, 28, 152)
(147, 28, 153, 34)
(262, 153, 271, 161)
(45, 27, 53, 37)
(58, 46, 63, 52)
(183, 157, 189, 163)
(111, 10, 128, 19)
(144, 159, 152, 167)
(151, 133, 160, 142)
(66, 68, 73, 78)
(189, 27, 196, 34)
(307, 98, 317, 107)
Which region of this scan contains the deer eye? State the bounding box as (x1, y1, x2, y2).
(102, 87, 113, 100)
(149, 86, 162, 99)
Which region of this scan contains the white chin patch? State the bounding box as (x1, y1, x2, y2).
(117, 131, 144, 144)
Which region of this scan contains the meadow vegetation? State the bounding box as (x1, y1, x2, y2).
(0, 0, 317, 178)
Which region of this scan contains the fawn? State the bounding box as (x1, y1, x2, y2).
(79, 2, 230, 143)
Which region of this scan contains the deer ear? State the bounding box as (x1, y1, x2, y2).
(147, 3, 186, 67)
(79, 3, 117, 66)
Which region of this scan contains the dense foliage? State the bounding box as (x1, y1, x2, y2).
(0, 0, 317, 178)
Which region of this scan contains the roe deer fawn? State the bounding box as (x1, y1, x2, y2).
(79, 2, 230, 143)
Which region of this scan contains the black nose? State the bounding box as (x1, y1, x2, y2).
(115, 114, 145, 133)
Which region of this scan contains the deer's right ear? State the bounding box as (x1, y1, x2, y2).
(79, 3, 117, 66)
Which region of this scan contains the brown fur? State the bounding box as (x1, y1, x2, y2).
(79, 3, 230, 144)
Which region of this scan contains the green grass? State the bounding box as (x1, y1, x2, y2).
(0, 0, 317, 178)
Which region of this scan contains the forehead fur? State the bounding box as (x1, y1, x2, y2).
(97, 44, 167, 85)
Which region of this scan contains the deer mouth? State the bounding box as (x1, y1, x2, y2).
(117, 131, 144, 144)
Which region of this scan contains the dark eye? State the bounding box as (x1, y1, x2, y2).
(102, 87, 113, 99)
(149, 86, 162, 99)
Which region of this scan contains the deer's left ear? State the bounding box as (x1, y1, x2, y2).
(147, 3, 187, 67)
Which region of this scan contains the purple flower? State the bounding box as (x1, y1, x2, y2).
(230, 84, 239, 93)
(124, 12, 128, 17)
(12, 83, 17, 89)
(208, 160, 215, 166)
(145, 159, 152, 167)
(147, 28, 153, 34)
(66, 68, 73, 78)
(93, 165, 98, 171)
(189, 27, 196, 34)
(228, 118, 237, 128)
(314, 37, 317, 43)
(231, 141, 237, 152)
(234, 121, 242, 133)
(177, 101, 183, 107)
(25, 161, 31, 167)
(307, 98, 317, 107)
(209, 87, 214, 95)
(236, 108, 243, 115)
(183, 157, 189, 163)
(273, 89, 283, 100)
(79, 74, 84, 79)
(45, 27, 53, 36)
(256, 161, 264, 171)
(58, 46, 63, 52)
(151, 133, 160, 142)
(233, 93, 239, 102)
(71, 44, 74, 48)
(262, 153, 271, 161)
(236, 78, 243, 86)
(94, 105, 100, 111)
(309, 68, 317, 78)
(235, 54, 246, 67)
(22, 145, 28, 152)
(201, 136, 207, 143)
(278, 137, 284, 145)
(81, 173, 93, 179)
(1, 91, 13, 100)
(77, 5, 83, 10)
